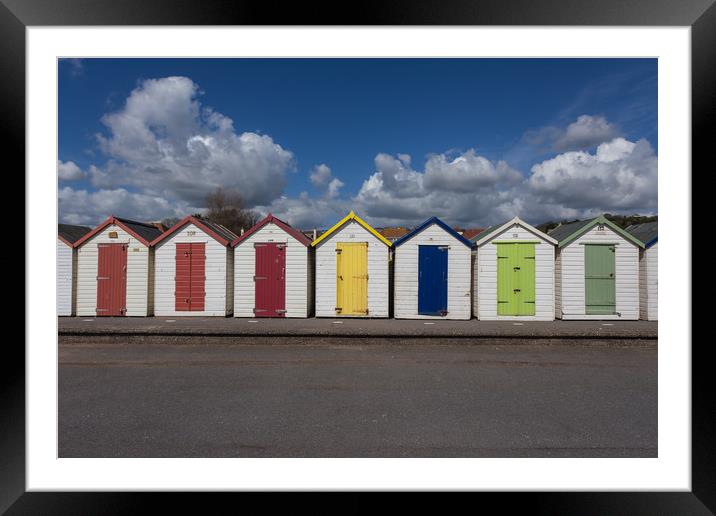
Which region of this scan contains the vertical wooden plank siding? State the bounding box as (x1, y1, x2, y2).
(254, 243, 286, 317)
(584, 244, 616, 315)
(335, 242, 368, 315)
(96, 243, 127, 316)
(76, 224, 151, 317)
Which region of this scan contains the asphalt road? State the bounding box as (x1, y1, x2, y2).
(59, 341, 657, 458)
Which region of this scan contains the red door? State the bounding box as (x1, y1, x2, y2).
(96, 243, 127, 316)
(175, 243, 206, 312)
(254, 242, 286, 317)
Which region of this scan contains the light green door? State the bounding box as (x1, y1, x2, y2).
(585, 244, 616, 315)
(496, 243, 536, 316)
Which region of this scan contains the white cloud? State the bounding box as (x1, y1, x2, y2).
(528, 137, 658, 213)
(353, 151, 526, 227)
(526, 114, 620, 152)
(82, 76, 294, 211)
(58, 186, 189, 226)
(255, 192, 349, 229)
(309, 164, 344, 199)
(57, 160, 85, 181)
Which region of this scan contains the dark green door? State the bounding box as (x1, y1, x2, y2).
(497, 243, 536, 316)
(585, 244, 616, 315)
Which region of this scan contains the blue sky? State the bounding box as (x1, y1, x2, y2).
(58, 58, 657, 228)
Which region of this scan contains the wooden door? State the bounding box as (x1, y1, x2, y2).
(96, 243, 127, 316)
(254, 242, 286, 317)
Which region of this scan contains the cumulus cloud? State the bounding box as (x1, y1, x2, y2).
(255, 192, 349, 229)
(528, 137, 658, 213)
(58, 186, 190, 226)
(309, 164, 344, 199)
(57, 160, 85, 181)
(525, 115, 620, 152)
(60, 76, 296, 224)
(353, 150, 526, 227)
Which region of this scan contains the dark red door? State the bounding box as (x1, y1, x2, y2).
(96, 243, 127, 316)
(175, 243, 206, 311)
(254, 242, 286, 317)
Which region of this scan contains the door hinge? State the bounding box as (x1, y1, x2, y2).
(97, 276, 109, 280)
(275, 309, 287, 314)
(335, 249, 342, 254)
(254, 276, 267, 281)
(335, 307, 342, 312)
(253, 308, 267, 313)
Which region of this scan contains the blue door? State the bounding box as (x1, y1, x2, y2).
(418, 245, 448, 315)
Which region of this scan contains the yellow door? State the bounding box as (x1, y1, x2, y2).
(336, 242, 368, 315)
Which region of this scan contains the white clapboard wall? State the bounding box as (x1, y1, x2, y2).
(234, 222, 311, 318)
(393, 223, 472, 320)
(314, 220, 389, 318)
(556, 224, 640, 320)
(473, 222, 555, 321)
(154, 222, 232, 317)
(76, 223, 151, 317)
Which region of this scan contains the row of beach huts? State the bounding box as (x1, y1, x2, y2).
(57, 211, 658, 321)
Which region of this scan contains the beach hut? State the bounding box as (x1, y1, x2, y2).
(57, 223, 91, 316)
(151, 215, 237, 316)
(311, 211, 392, 318)
(392, 217, 474, 320)
(471, 217, 557, 321)
(626, 221, 658, 321)
(232, 214, 313, 318)
(549, 215, 644, 320)
(74, 216, 164, 317)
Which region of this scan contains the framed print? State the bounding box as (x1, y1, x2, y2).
(7, 0, 709, 512)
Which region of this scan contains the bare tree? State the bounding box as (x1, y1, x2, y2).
(203, 187, 259, 236)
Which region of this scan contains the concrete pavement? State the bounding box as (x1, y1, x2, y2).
(59, 316, 657, 340)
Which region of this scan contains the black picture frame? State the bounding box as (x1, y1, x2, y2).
(6, 0, 707, 512)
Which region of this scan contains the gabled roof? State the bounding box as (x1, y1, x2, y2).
(310, 211, 392, 248)
(393, 217, 474, 249)
(73, 216, 165, 248)
(58, 223, 92, 246)
(471, 217, 557, 246)
(548, 215, 644, 248)
(150, 215, 238, 247)
(625, 221, 658, 248)
(231, 213, 312, 247)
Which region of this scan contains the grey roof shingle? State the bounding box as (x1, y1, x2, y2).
(115, 217, 164, 243)
(547, 219, 594, 243)
(58, 223, 92, 244)
(625, 221, 658, 247)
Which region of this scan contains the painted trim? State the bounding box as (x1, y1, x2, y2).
(473, 217, 557, 247)
(557, 215, 645, 249)
(58, 235, 74, 247)
(310, 211, 392, 248)
(393, 216, 474, 249)
(232, 213, 311, 248)
(73, 216, 154, 248)
(150, 215, 233, 247)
